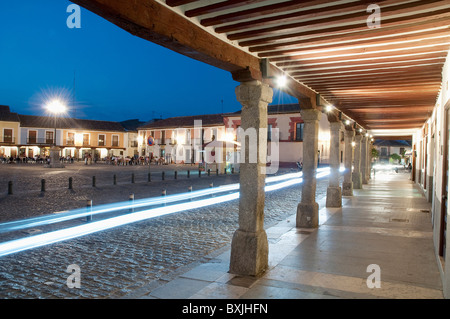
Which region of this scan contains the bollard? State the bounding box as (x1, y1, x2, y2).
(198, 170, 201, 178)
(86, 200, 92, 222)
(174, 171, 177, 179)
(216, 168, 219, 176)
(208, 169, 210, 176)
(92, 176, 96, 187)
(187, 170, 190, 178)
(131, 173, 135, 184)
(162, 189, 166, 206)
(7, 181, 12, 195)
(41, 179, 46, 192)
(68, 177, 73, 190)
(148, 172, 151, 182)
(162, 171, 165, 181)
(129, 193, 134, 213)
(224, 168, 227, 175)
(113, 174, 117, 185)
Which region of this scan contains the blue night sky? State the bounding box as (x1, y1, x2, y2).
(0, 1, 296, 123)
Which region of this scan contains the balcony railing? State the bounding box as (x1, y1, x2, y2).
(0, 136, 15, 144)
(26, 138, 54, 145)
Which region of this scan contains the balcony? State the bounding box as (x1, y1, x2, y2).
(0, 136, 16, 145)
(26, 138, 54, 145)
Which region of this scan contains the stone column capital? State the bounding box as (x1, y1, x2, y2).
(300, 108, 322, 121)
(235, 81, 273, 105)
(330, 121, 343, 132)
(345, 129, 355, 138)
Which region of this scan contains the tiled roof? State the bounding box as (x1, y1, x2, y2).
(138, 104, 301, 130)
(228, 103, 300, 116)
(0, 105, 20, 122)
(18, 114, 126, 132)
(138, 113, 228, 129)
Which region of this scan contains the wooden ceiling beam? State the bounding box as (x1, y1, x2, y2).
(200, 0, 331, 27)
(257, 30, 450, 58)
(263, 39, 450, 62)
(185, 0, 270, 18)
(272, 44, 450, 64)
(299, 73, 442, 84)
(248, 17, 450, 53)
(286, 53, 448, 71)
(310, 80, 442, 90)
(215, 0, 394, 33)
(166, 0, 200, 7)
(228, 1, 449, 41)
(373, 135, 413, 140)
(290, 63, 444, 78)
(282, 57, 447, 74)
(238, 9, 450, 47)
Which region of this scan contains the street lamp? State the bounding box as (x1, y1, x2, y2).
(45, 99, 67, 168)
(45, 99, 67, 146)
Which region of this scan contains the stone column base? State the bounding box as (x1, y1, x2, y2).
(342, 182, 353, 196)
(45, 147, 65, 168)
(326, 186, 342, 207)
(229, 229, 268, 276)
(296, 202, 319, 228)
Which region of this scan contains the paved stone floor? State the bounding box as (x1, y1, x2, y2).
(139, 167, 443, 301)
(0, 162, 318, 299)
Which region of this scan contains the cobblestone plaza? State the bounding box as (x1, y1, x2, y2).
(0, 162, 322, 298)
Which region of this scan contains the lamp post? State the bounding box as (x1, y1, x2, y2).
(45, 99, 67, 168)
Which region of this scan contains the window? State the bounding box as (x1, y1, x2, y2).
(46, 131, 54, 144)
(295, 123, 304, 141)
(67, 132, 74, 145)
(3, 129, 13, 143)
(112, 135, 119, 147)
(267, 124, 273, 141)
(161, 131, 166, 145)
(83, 134, 90, 146)
(98, 134, 105, 146)
(28, 130, 37, 144)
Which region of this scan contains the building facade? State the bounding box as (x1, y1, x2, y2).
(0, 105, 21, 158)
(137, 103, 333, 171)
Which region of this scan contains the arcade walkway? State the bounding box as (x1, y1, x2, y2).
(136, 169, 443, 299)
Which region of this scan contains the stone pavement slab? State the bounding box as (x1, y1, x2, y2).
(136, 171, 443, 300)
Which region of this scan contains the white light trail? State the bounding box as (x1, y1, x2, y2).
(0, 167, 340, 257)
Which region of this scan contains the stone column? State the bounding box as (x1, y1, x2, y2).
(326, 121, 342, 207)
(229, 80, 273, 276)
(342, 127, 354, 196)
(368, 140, 373, 179)
(297, 108, 321, 228)
(352, 133, 362, 189)
(361, 134, 368, 184)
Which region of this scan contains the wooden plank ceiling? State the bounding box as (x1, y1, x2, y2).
(163, 0, 450, 131)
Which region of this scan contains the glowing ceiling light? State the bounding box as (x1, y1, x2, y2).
(275, 75, 287, 88)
